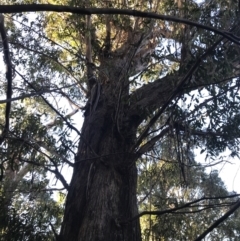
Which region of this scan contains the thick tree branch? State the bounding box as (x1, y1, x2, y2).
(3, 162, 34, 207)
(0, 5, 240, 45)
(128, 22, 240, 128)
(136, 127, 170, 155)
(130, 35, 225, 150)
(85, 15, 96, 92)
(0, 13, 12, 145)
(130, 34, 224, 117)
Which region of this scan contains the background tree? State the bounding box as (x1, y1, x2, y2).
(138, 156, 240, 241)
(0, 0, 240, 240)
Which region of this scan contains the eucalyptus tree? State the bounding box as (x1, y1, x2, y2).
(0, 0, 240, 240)
(138, 157, 240, 241)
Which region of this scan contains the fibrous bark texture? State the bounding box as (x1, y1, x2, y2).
(59, 80, 141, 241)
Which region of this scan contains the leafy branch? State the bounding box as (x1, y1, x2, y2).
(194, 199, 240, 241)
(0, 5, 240, 45)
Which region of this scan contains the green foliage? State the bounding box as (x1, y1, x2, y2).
(1, 0, 240, 239)
(138, 157, 240, 240)
(0, 190, 63, 241)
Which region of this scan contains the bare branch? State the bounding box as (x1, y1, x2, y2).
(126, 194, 240, 224)
(0, 84, 82, 104)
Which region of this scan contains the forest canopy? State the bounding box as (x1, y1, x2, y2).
(0, 0, 240, 240)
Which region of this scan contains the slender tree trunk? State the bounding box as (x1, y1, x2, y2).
(59, 81, 141, 241)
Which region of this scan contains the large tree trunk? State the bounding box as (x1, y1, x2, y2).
(59, 80, 141, 241)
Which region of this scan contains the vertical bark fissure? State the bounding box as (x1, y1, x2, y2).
(59, 81, 141, 241)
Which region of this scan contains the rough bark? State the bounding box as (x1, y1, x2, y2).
(59, 81, 141, 241)
(52, 5, 240, 240)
